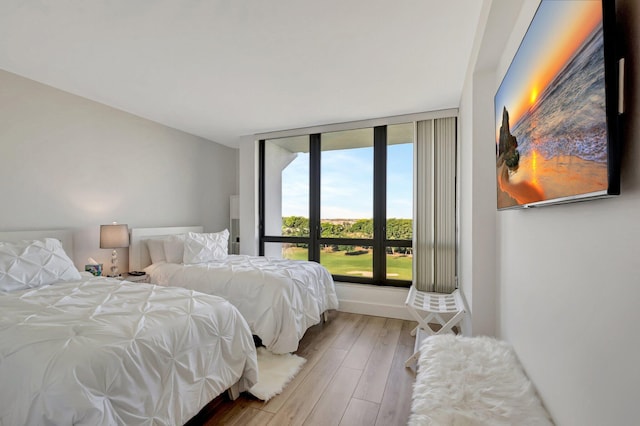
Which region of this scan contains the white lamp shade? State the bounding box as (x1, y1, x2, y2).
(100, 224, 130, 249)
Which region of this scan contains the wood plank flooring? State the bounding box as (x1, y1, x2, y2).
(192, 311, 418, 425)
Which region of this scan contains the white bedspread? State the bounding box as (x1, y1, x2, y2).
(145, 255, 340, 354)
(0, 276, 258, 426)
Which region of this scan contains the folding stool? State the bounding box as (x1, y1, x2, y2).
(404, 286, 469, 367)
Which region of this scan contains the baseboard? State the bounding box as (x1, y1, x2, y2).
(334, 282, 413, 321)
(337, 299, 414, 320)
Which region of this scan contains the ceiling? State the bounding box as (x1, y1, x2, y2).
(0, 1, 484, 148)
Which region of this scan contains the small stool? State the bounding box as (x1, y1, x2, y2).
(404, 286, 468, 367)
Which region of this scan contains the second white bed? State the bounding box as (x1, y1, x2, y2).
(145, 255, 339, 354)
(130, 226, 339, 354)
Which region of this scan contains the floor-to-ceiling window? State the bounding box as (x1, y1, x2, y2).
(260, 122, 414, 287)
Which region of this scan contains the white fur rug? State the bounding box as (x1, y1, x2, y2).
(409, 335, 552, 425)
(248, 347, 306, 401)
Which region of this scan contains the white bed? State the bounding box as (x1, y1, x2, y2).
(0, 230, 258, 426)
(130, 226, 340, 354)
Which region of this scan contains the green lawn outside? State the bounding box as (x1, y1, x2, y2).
(283, 246, 308, 261)
(386, 254, 413, 281)
(283, 246, 412, 281)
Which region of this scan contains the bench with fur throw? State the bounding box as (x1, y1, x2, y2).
(409, 335, 553, 425)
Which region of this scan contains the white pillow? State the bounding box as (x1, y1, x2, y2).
(183, 230, 229, 264)
(0, 238, 81, 292)
(163, 234, 186, 264)
(145, 239, 166, 264)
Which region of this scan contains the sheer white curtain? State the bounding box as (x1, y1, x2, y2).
(413, 117, 457, 293)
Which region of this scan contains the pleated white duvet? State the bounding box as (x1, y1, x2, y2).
(0, 276, 258, 426)
(145, 255, 340, 354)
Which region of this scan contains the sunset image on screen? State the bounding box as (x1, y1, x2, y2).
(494, 0, 608, 209)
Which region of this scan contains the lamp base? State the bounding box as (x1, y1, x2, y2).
(110, 249, 120, 277)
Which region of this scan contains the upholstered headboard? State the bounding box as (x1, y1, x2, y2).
(0, 229, 74, 256)
(129, 226, 203, 271)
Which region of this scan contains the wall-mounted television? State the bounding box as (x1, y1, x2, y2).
(495, 0, 622, 210)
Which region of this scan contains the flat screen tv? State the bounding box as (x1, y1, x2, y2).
(495, 0, 622, 210)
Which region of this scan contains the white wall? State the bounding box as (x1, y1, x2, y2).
(238, 135, 259, 256)
(263, 143, 298, 257)
(458, 0, 501, 338)
(0, 69, 238, 272)
(461, 0, 640, 424)
(458, 68, 498, 337)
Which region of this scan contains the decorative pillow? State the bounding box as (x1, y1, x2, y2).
(183, 230, 229, 264)
(145, 239, 167, 264)
(163, 234, 186, 264)
(0, 238, 81, 292)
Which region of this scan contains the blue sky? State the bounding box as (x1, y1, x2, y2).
(282, 143, 413, 219)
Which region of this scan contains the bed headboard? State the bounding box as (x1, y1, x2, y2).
(0, 229, 75, 257)
(129, 226, 203, 271)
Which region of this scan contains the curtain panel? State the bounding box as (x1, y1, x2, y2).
(414, 117, 457, 293)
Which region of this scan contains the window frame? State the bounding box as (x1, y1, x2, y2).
(259, 124, 413, 288)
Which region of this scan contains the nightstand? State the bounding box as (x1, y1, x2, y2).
(120, 273, 150, 284)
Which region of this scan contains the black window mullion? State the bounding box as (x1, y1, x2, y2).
(258, 140, 266, 256)
(385, 239, 412, 247)
(309, 133, 321, 262)
(373, 126, 387, 284)
(262, 236, 310, 245)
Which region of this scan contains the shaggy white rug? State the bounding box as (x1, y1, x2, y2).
(248, 347, 306, 401)
(409, 335, 553, 426)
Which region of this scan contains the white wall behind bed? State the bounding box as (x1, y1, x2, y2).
(0, 70, 238, 272)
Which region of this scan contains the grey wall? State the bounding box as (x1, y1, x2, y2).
(461, 0, 640, 424)
(0, 69, 238, 271)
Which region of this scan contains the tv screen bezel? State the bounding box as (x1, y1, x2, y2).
(494, 0, 621, 211)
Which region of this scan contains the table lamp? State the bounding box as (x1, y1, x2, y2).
(100, 223, 129, 277)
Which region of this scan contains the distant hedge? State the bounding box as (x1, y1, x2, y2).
(282, 216, 412, 240)
(345, 249, 369, 256)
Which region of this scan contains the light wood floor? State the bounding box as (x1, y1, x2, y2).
(191, 311, 418, 426)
